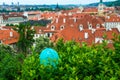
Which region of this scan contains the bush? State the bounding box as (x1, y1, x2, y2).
(1, 35, 120, 79)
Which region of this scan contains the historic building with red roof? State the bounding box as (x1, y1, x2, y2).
(50, 26, 119, 47)
(105, 14, 120, 30)
(0, 27, 19, 47)
(0, 13, 27, 26)
(23, 11, 41, 20)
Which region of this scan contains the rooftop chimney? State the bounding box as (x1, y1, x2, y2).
(56, 18, 58, 23)
(74, 18, 77, 23)
(63, 18, 66, 23)
(10, 31, 13, 37)
(84, 32, 88, 39)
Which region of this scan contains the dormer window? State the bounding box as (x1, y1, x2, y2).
(56, 18, 58, 23)
(51, 25, 55, 31)
(60, 25, 64, 30)
(84, 32, 88, 39)
(74, 18, 77, 22)
(96, 24, 100, 28)
(88, 24, 92, 29)
(39, 29, 42, 33)
(79, 24, 83, 31)
(10, 32, 13, 37)
(63, 18, 66, 23)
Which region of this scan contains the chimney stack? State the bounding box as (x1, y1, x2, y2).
(10, 31, 13, 37)
(84, 32, 88, 39)
(63, 18, 66, 23)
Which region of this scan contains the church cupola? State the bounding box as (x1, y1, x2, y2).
(98, 0, 105, 16)
(55, 3, 60, 11)
(100, 0, 103, 3)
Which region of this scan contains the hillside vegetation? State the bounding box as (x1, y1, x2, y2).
(0, 34, 120, 80)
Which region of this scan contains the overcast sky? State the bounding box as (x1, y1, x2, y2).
(0, 0, 116, 5)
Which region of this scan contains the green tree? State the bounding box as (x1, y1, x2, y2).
(0, 44, 15, 61)
(34, 36, 53, 53)
(15, 23, 35, 55)
(0, 44, 23, 80)
(112, 34, 120, 65)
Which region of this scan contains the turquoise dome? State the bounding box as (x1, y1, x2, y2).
(39, 48, 59, 67)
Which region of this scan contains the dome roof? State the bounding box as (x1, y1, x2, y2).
(39, 48, 59, 67)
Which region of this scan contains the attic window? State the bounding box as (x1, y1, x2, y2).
(96, 24, 100, 28)
(60, 25, 64, 30)
(10, 32, 13, 37)
(51, 25, 55, 31)
(89, 24, 92, 29)
(84, 32, 88, 39)
(79, 24, 83, 31)
(39, 30, 42, 33)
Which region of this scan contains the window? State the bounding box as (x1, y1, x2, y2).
(0, 40, 2, 44)
(79, 24, 83, 31)
(51, 25, 55, 31)
(84, 32, 88, 39)
(36, 34, 38, 37)
(60, 25, 64, 30)
(96, 24, 100, 28)
(47, 33, 50, 37)
(88, 24, 92, 29)
(39, 29, 42, 33)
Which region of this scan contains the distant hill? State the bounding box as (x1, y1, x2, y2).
(114, 0, 120, 6)
(85, 1, 118, 7)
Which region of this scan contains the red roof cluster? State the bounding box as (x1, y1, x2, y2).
(83, 7, 98, 13)
(2, 14, 27, 20)
(41, 12, 57, 19)
(46, 14, 104, 31)
(50, 27, 120, 47)
(105, 14, 120, 22)
(0, 29, 19, 45)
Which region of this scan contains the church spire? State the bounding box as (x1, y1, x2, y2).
(55, 3, 60, 11)
(100, 0, 103, 3)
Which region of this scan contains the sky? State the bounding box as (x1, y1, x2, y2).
(0, 0, 116, 5)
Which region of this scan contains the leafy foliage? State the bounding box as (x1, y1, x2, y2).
(15, 23, 35, 54)
(0, 44, 15, 61)
(34, 36, 53, 53)
(21, 20, 51, 26)
(1, 35, 120, 80)
(0, 44, 24, 80)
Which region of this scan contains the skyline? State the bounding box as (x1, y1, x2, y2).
(0, 0, 116, 5)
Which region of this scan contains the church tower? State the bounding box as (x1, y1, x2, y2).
(98, 0, 105, 16)
(100, 0, 103, 3)
(55, 3, 60, 11)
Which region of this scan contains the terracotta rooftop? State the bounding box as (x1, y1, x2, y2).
(105, 14, 120, 22)
(0, 29, 19, 45)
(50, 26, 120, 47)
(2, 14, 27, 20)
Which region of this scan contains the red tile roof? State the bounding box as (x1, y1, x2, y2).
(34, 26, 46, 34)
(0, 29, 19, 45)
(27, 11, 41, 15)
(47, 14, 104, 31)
(2, 14, 27, 20)
(105, 14, 120, 22)
(50, 27, 120, 47)
(41, 12, 57, 19)
(83, 7, 98, 13)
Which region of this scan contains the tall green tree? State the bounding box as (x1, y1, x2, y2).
(15, 23, 35, 55)
(34, 36, 53, 53)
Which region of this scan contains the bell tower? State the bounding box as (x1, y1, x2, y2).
(100, 0, 103, 3)
(98, 0, 104, 16)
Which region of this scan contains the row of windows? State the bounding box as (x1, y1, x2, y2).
(105, 22, 120, 28)
(51, 25, 64, 31)
(50, 24, 100, 31)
